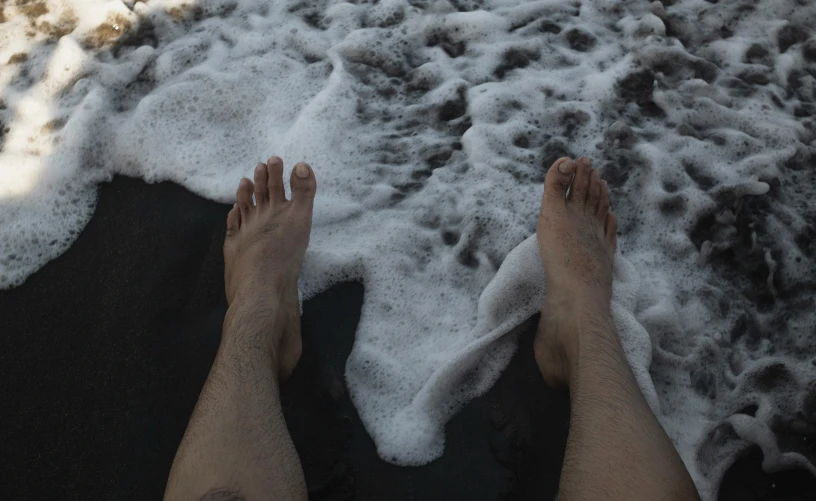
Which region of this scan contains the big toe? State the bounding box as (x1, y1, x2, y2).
(290, 162, 317, 209)
(543, 157, 576, 201)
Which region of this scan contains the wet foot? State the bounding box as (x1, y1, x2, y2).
(534, 157, 618, 388)
(222, 157, 317, 381)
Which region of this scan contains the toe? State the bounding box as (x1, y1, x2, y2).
(605, 211, 618, 250)
(226, 203, 240, 236)
(570, 157, 592, 203)
(236, 178, 254, 220)
(587, 168, 601, 213)
(543, 157, 576, 200)
(596, 180, 610, 222)
(254, 163, 269, 207)
(290, 162, 317, 208)
(267, 156, 286, 206)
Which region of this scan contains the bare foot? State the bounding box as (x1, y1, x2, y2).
(222, 157, 316, 381)
(534, 156, 618, 388)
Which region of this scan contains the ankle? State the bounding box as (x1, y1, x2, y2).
(543, 292, 614, 332)
(222, 295, 280, 347)
(568, 316, 626, 387)
(536, 297, 618, 383)
(547, 279, 612, 309)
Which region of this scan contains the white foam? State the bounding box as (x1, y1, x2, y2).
(2, 0, 815, 497)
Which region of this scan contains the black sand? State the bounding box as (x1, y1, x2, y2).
(1, 177, 814, 500)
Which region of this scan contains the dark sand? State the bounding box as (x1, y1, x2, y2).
(1, 177, 814, 500)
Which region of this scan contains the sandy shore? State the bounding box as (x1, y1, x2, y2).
(0, 176, 812, 500)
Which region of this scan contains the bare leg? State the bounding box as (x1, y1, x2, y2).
(535, 157, 700, 501)
(165, 157, 316, 501)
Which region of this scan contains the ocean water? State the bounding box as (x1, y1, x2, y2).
(1, 0, 814, 498)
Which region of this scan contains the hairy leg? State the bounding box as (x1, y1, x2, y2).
(535, 157, 700, 501)
(164, 158, 315, 501)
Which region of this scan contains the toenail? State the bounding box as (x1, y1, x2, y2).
(558, 159, 575, 174)
(581, 157, 592, 167)
(295, 163, 310, 178)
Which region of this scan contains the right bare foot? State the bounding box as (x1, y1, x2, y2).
(222, 157, 316, 381)
(534, 157, 619, 388)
